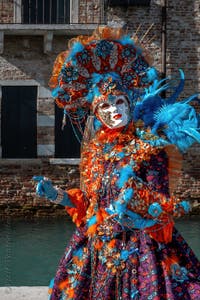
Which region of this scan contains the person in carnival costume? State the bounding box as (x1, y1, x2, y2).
(33, 26, 200, 299)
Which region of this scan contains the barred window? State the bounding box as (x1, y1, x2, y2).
(22, 0, 70, 24)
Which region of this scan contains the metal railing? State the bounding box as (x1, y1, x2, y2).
(0, 0, 105, 24)
(22, 0, 70, 24)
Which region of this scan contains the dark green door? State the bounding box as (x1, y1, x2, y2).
(1, 86, 37, 158)
(55, 105, 81, 158)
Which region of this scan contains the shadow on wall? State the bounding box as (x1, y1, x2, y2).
(0, 35, 71, 87)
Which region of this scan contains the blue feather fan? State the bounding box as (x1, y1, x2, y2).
(133, 69, 200, 152)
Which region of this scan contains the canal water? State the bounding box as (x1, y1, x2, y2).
(0, 216, 199, 286)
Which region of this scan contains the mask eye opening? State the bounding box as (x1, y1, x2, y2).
(116, 98, 125, 105)
(99, 103, 110, 110)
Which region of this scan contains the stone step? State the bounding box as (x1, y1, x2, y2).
(0, 287, 48, 300)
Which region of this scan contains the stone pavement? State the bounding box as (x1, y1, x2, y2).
(0, 287, 48, 300)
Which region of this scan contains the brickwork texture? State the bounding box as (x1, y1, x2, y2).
(0, 160, 80, 218)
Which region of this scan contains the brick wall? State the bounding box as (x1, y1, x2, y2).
(0, 0, 14, 23)
(79, 0, 103, 24)
(0, 160, 80, 218)
(166, 145, 200, 210)
(167, 0, 200, 96)
(0, 156, 199, 219)
(106, 1, 162, 69)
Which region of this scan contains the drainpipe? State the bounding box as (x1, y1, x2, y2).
(161, 0, 167, 100)
(161, 0, 167, 79)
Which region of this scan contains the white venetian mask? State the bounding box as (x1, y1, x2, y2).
(96, 95, 130, 129)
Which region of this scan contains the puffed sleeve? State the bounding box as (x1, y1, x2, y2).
(65, 189, 88, 227)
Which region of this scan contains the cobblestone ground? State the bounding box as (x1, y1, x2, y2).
(0, 287, 48, 300)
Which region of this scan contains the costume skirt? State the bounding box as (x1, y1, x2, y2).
(48, 226, 200, 300)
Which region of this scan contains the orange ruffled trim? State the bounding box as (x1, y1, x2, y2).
(86, 208, 109, 237)
(58, 278, 70, 290)
(65, 188, 88, 227)
(162, 254, 179, 274)
(145, 215, 174, 243)
(49, 50, 68, 90)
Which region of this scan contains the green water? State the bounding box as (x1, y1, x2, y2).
(0, 217, 199, 286)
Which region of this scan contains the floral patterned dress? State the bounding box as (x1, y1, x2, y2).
(48, 124, 200, 300)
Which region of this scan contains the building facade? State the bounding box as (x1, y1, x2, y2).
(0, 0, 199, 216)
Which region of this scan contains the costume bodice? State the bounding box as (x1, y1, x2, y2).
(80, 124, 169, 221)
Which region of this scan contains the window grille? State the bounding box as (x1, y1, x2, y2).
(22, 0, 70, 24)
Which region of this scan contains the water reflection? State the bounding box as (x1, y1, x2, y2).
(0, 216, 199, 286)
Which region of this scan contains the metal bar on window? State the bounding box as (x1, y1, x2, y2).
(51, 0, 56, 24)
(49, 0, 52, 24)
(61, 0, 64, 23)
(64, 0, 66, 24)
(58, 0, 61, 24)
(56, 0, 59, 24)
(18, 0, 72, 25)
(35, 0, 38, 24)
(29, 0, 31, 24)
(43, 0, 45, 24)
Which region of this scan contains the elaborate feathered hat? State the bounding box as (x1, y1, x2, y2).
(49, 26, 200, 152)
(49, 26, 157, 123)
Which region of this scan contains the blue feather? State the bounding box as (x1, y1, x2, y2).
(152, 102, 200, 152)
(87, 215, 97, 227)
(118, 35, 134, 46)
(52, 87, 70, 101)
(93, 117, 102, 131)
(133, 69, 185, 128)
(123, 209, 157, 229)
(123, 188, 134, 202)
(117, 165, 135, 189)
(49, 278, 54, 288)
(73, 247, 83, 258)
(179, 200, 191, 213)
(66, 42, 84, 62)
(146, 67, 158, 82)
